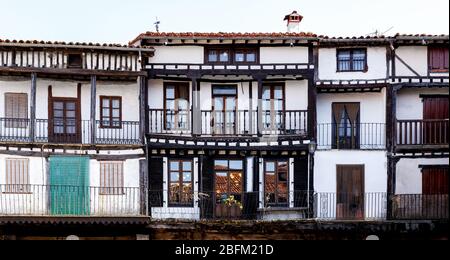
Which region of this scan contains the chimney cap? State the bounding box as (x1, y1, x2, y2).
(284, 11, 303, 22)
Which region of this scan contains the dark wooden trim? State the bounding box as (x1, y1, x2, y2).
(167, 158, 195, 207)
(336, 48, 368, 73)
(0, 66, 146, 77)
(30, 73, 37, 142)
(419, 94, 449, 99)
(419, 164, 449, 170)
(99, 96, 122, 129)
(263, 159, 290, 207)
(90, 75, 97, 143)
(307, 76, 317, 140)
(204, 46, 259, 65)
(163, 81, 191, 131)
(386, 156, 399, 220)
(210, 84, 239, 135)
(261, 82, 286, 131)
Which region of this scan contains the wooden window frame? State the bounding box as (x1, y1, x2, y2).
(332, 102, 361, 150)
(264, 159, 289, 207)
(168, 159, 194, 207)
(67, 53, 83, 69)
(336, 48, 368, 72)
(4, 158, 30, 194)
(428, 46, 449, 73)
(205, 47, 259, 65)
(4, 93, 28, 129)
(99, 96, 122, 129)
(211, 85, 238, 135)
(99, 161, 125, 195)
(163, 82, 191, 131)
(262, 83, 286, 130)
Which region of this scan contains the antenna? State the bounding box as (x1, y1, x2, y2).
(366, 26, 394, 37)
(154, 17, 161, 33)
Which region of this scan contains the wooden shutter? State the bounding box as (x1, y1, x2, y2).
(5, 159, 30, 193)
(423, 97, 449, 120)
(5, 93, 28, 128)
(148, 157, 164, 207)
(139, 159, 149, 215)
(200, 156, 214, 219)
(100, 161, 124, 195)
(429, 47, 449, 71)
(422, 167, 449, 195)
(294, 156, 309, 208)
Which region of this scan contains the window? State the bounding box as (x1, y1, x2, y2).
(214, 160, 243, 204)
(337, 49, 367, 72)
(164, 83, 190, 130)
(67, 54, 83, 68)
(4, 159, 30, 193)
(100, 161, 124, 195)
(100, 96, 122, 128)
(262, 84, 285, 130)
(429, 47, 449, 72)
(206, 48, 258, 64)
(332, 103, 360, 149)
(168, 160, 193, 206)
(4, 93, 28, 128)
(264, 160, 289, 207)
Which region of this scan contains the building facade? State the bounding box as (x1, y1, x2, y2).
(0, 12, 448, 239)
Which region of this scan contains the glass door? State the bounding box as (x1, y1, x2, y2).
(212, 86, 237, 135)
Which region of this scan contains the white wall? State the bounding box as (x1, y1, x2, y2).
(96, 81, 140, 121)
(260, 47, 309, 64)
(314, 150, 387, 193)
(318, 47, 387, 80)
(396, 87, 449, 120)
(395, 46, 428, 77)
(396, 158, 449, 194)
(149, 46, 204, 64)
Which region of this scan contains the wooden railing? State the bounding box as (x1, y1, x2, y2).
(396, 119, 449, 147)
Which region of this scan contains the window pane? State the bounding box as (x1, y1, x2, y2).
(229, 172, 242, 193)
(266, 162, 275, 172)
(166, 100, 175, 110)
(66, 110, 75, 118)
(246, 52, 256, 62)
(208, 50, 218, 62)
(278, 172, 288, 182)
(229, 160, 243, 170)
(183, 172, 192, 182)
(235, 52, 245, 62)
(166, 87, 175, 99)
(212, 86, 237, 96)
(112, 109, 120, 118)
(219, 51, 229, 62)
(66, 102, 76, 110)
(169, 161, 179, 171)
(170, 172, 180, 182)
(112, 99, 120, 108)
(54, 102, 64, 110)
(215, 160, 228, 170)
(102, 99, 110, 108)
(337, 50, 351, 71)
(274, 87, 283, 99)
(215, 172, 228, 194)
(182, 161, 192, 171)
(262, 87, 270, 100)
(102, 108, 110, 117)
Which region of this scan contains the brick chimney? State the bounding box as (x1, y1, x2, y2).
(284, 11, 303, 33)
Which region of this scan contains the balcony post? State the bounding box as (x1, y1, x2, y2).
(307, 74, 317, 140)
(387, 156, 399, 220)
(30, 72, 37, 142)
(255, 75, 265, 137)
(90, 75, 97, 144)
(191, 76, 201, 136)
(139, 75, 148, 142)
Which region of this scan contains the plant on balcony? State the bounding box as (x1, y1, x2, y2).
(223, 195, 243, 210)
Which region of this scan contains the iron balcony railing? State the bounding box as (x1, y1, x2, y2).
(315, 192, 387, 220)
(317, 123, 386, 150)
(0, 118, 141, 145)
(148, 109, 308, 137)
(396, 119, 449, 147)
(391, 194, 449, 220)
(0, 184, 144, 217)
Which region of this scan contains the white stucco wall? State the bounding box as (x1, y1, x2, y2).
(396, 158, 449, 194)
(396, 87, 449, 120)
(149, 46, 204, 64)
(395, 46, 428, 77)
(314, 150, 387, 193)
(260, 47, 309, 64)
(318, 47, 387, 80)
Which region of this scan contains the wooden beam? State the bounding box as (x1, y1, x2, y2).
(90, 75, 97, 144)
(139, 76, 147, 142)
(0, 66, 146, 77)
(29, 73, 37, 142)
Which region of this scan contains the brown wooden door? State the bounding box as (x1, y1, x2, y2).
(422, 167, 449, 219)
(336, 165, 365, 220)
(49, 98, 81, 143)
(423, 97, 449, 145)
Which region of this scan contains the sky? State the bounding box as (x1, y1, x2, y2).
(0, 0, 449, 44)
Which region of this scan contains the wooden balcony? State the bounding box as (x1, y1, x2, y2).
(395, 119, 449, 152)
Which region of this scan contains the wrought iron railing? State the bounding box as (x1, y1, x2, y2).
(317, 123, 386, 150)
(0, 118, 141, 145)
(0, 184, 143, 217)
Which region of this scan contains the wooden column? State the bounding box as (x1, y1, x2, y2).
(307, 74, 317, 140)
(256, 76, 264, 137)
(191, 77, 201, 136)
(29, 73, 37, 142)
(248, 81, 254, 135)
(90, 75, 97, 144)
(387, 156, 399, 220)
(139, 76, 148, 142)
